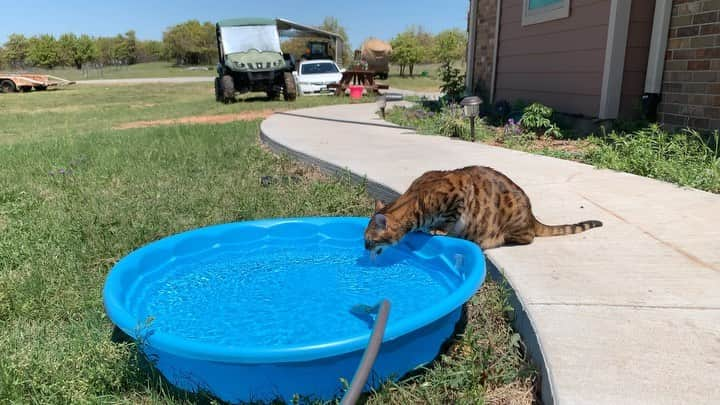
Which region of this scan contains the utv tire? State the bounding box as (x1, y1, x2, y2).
(379, 72, 388, 80)
(266, 89, 279, 100)
(221, 75, 235, 103)
(283, 72, 297, 101)
(0, 80, 16, 93)
(214, 78, 222, 102)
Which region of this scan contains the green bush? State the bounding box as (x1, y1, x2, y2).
(520, 103, 562, 139)
(439, 62, 465, 102)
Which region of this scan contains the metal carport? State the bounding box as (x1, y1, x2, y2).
(275, 18, 344, 65)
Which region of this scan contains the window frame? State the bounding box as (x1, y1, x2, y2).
(521, 0, 571, 26)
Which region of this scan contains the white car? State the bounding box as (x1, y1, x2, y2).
(293, 60, 343, 94)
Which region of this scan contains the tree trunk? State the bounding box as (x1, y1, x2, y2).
(409, 64, 414, 77)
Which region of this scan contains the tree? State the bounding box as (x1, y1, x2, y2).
(3, 34, 29, 68)
(406, 25, 435, 64)
(112, 31, 138, 65)
(123, 30, 138, 64)
(163, 20, 215, 65)
(433, 29, 467, 101)
(433, 29, 467, 65)
(136, 40, 164, 63)
(57, 33, 79, 66)
(390, 30, 422, 76)
(95, 36, 117, 65)
(318, 16, 351, 64)
(58, 33, 96, 68)
(75, 34, 98, 68)
(27, 34, 60, 69)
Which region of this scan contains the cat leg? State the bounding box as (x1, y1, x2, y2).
(478, 235, 505, 250)
(506, 231, 535, 245)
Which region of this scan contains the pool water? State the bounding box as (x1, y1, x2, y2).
(126, 244, 462, 348)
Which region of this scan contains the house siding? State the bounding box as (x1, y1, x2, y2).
(658, 0, 720, 131)
(470, 0, 499, 99)
(494, 0, 611, 117)
(619, 0, 656, 119)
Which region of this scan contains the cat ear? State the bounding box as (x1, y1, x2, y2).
(374, 199, 386, 212)
(374, 213, 387, 230)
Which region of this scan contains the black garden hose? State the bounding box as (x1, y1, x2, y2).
(341, 299, 391, 405)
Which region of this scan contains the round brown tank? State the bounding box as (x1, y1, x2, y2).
(360, 38, 392, 79)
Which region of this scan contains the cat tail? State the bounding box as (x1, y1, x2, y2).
(533, 217, 603, 237)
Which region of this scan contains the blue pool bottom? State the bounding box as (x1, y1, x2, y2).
(147, 308, 461, 402)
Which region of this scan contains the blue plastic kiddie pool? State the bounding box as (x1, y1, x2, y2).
(103, 216, 486, 403)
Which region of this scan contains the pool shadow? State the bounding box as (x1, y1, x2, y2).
(110, 326, 244, 405)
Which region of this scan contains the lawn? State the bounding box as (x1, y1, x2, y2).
(21, 61, 216, 81)
(377, 62, 465, 93)
(0, 84, 535, 403)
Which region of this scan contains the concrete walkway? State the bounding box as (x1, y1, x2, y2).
(261, 103, 720, 405)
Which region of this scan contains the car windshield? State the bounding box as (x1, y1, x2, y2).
(301, 62, 339, 75)
(220, 25, 281, 54)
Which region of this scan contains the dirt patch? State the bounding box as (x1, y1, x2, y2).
(486, 127, 593, 156)
(115, 109, 280, 130)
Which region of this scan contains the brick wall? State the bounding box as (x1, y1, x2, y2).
(658, 0, 720, 131)
(470, 0, 498, 100)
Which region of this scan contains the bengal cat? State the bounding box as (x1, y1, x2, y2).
(364, 165, 602, 253)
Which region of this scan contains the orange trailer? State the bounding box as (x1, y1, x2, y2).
(0, 73, 75, 93)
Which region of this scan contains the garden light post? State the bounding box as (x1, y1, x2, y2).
(376, 95, 387, 119)
(460, 96, 482, 141)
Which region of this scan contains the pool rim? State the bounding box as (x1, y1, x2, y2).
(102, 216, 486, 363)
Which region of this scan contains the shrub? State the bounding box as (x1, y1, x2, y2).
(439, 62, 466, 102)
(520, 103, 562, 139)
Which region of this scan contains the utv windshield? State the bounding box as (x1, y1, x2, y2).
(220, 25, 281, 54)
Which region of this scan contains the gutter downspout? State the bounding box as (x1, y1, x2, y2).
(490, 0, 502, 104)
(466, 0, 479, 95)
(642, 0, 673, 121)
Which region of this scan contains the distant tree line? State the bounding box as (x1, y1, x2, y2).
(390, 27, 467, 76)
(0, 19, 465, 73)
(0, 31, 162, 70)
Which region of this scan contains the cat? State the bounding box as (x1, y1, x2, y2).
(364, 165, 602, 253)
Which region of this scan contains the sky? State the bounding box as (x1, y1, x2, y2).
(0, 0, 469, 49)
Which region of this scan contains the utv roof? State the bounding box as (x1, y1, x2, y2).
(217, 18, 276, 27)
(216, 17, 345, 64)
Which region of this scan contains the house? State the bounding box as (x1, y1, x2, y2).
(466, 0, 720, 131)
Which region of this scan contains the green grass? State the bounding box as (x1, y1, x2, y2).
(20, 61, 216, 81)
(366, 281, 535, 404)
(0, 83, 363, 145)
(377, 63, 458, 93)
(0, 83, 535, 403)
(586, 126, 720, 193)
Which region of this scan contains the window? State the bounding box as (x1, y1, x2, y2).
(522, 0, 570, 26)
(301, 62, 339, 75)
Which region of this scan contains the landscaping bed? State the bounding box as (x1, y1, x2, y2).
(385, 100, 720, 194)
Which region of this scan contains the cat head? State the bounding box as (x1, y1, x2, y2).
(364, 200, 401, 254)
